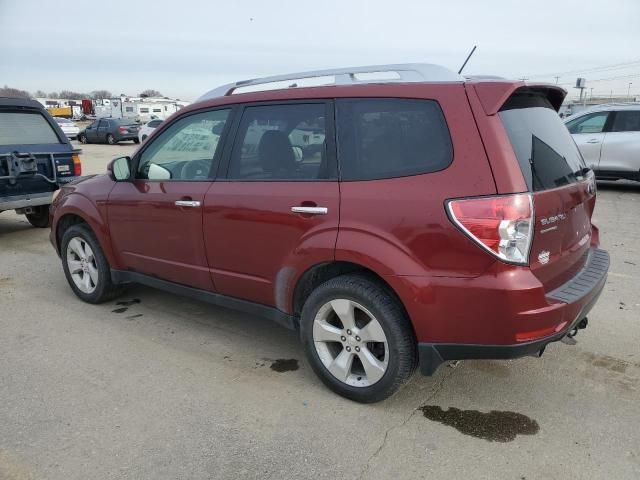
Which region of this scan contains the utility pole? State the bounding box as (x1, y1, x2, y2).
(554, 76, 560, 84)
(628, 82, 633, 101)
(590, 88, 594, 101)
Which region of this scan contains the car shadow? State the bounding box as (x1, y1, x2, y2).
(596, 180, 640, 193)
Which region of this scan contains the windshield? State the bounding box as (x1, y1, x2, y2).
(499, 93, 586, 192)
(0, 111, 61, 145)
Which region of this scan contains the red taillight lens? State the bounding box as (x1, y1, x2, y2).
(447, 193, 533, 265)
(72, 153, 82, 176)
(118, 127, 127, 133)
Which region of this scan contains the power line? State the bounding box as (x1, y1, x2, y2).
(527, 59, 640, 79)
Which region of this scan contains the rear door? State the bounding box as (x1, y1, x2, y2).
(565, 111, 611, 171)
(599, 110, 640, 173)
(107, 108, 232, 291)
(0, 107, 75, 200)
(203, 101, 339, 310)
(499, 92, 596, 291)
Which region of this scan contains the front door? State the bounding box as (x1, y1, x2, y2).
(566, 111, 611, 171)
(85, 120, 100, 142)
(96, 119, 110, 143)
(203, 102, 339, 310)
(107, 108, 232, 291)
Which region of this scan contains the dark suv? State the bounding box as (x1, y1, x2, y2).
(49, 64, 609, 402)
(1, 97, 82, 227)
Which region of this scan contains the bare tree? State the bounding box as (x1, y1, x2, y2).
(34, 90, 48, 98)
(91, 90, 112, 100)
(59, 90, 88, 100)
(139, 89, 162, 98)
(0, 85, 31, 98)
(48, 92, 59, 98)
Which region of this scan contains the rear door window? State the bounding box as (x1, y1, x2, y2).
(610, 110, 640, 132)
(336, 99, 453, 181)
(227, 103, 332, 180)
(0, 111, 61, 145)
(499, 93, 587, 192)
(565, 112, 610, 134)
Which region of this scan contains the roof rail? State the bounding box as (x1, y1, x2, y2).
(197, 63, 463, 101)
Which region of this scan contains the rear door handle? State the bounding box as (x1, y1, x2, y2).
(586, 139, 600, 144)
(291, 206, 328, 215)
(175, 200, 201, 208)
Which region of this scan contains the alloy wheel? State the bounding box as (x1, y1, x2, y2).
(313, 299, 389, 387)
(66, 237, 98, 294)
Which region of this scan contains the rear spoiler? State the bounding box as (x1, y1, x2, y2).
(468, 81, 566, 115)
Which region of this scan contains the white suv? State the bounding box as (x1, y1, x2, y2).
(565, 103, 640, 181)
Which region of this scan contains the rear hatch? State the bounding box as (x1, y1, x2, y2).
(0, 107, 78, 198)
(498, 90, 595, 290)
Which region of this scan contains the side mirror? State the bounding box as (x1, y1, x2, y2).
(108, 156, 132, 181)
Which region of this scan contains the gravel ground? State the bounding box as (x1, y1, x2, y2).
(1, 142, 639, 480)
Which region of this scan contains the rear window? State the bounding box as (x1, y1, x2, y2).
(0, 111, 61, 146)
(336, 99, 453, 181)
(499, 93, 586, 192)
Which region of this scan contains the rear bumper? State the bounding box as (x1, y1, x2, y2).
(414, 248, 609, 375)
(0, 191, 53, 211)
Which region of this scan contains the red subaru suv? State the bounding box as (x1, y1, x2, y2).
(50, 64, 609, 403)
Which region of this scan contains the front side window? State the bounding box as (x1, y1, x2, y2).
(610, 110, 640, 132)
(566, 112, 609, 134)
(0, 111, 61, 145)
(336, 99, 453, 181)
(227, 103, 330, 180)
(137, 109, 229, 181)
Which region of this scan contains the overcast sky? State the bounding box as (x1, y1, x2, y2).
(2, 0, 639, 101)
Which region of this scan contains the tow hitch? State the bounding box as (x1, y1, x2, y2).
(560, 317, 588, 345)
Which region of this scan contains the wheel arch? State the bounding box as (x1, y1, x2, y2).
(291, 261, 416, 338)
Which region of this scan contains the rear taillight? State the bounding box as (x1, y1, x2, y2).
(447, 193, 533, 265)
(118, 127, 127, 133)
(72, 153, 82, 176)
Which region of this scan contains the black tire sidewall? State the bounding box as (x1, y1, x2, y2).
(300, 275, 416, 403)
(26, 205, 51, 228)
(79, 134, 87, 144)
(60, 224, 115, 304)
(107, 134, 115, 145)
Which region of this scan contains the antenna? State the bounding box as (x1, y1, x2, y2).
(457, 45, 477, 74)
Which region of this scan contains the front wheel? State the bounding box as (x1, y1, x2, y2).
(106, 134, 116, 145)
(61, 223, 123, 303)
(78, 134, 88, 144)
(300, 274, 417, 403)
(133, 137, 140, 144)
(25, 205, 50, 228)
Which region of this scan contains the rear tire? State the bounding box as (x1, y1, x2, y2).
(300, 274, 417, 403)
(60, 223, 123, 303)
(25, 205, 50, 228)
(106, 134, 116, 145)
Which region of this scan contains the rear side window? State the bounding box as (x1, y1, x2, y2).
(0, 111, 61, 145)
(610, 110, 640, 132)
(149, 120, 162, 128)
(499, 93, 586, 192)
(336, 99, 452, 181)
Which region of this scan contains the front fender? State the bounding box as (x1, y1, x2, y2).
(51, 177, 120, 268)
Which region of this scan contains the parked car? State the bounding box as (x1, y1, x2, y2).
(49, 64, 609, 402)
(565, 103, 640, 181)
(1, 97, 82, 227)
(53, 117, 80, 139)
(138, 118, 163, 143)
(78, 118, 140, 145)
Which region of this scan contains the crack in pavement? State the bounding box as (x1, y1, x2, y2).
(357, 368, 457, 480)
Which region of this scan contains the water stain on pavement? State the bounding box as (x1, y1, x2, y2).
(117, 299, 141, 306)
(270, 358, 299, 372)
(420, 406, 539, 442)
(112, 307, 128, 314)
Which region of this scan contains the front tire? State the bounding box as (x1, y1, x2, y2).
(78, 134, 88, 144)
(60, 223, 123, 303)
(133, 138, 140, 144)
(106, 134, 116, 145)
(300, 274, 417, 403)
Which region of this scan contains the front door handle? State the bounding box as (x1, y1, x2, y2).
(291, 206, 328, 215)
(586, 139, 600, 144)
(175, 200, 201, 208)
